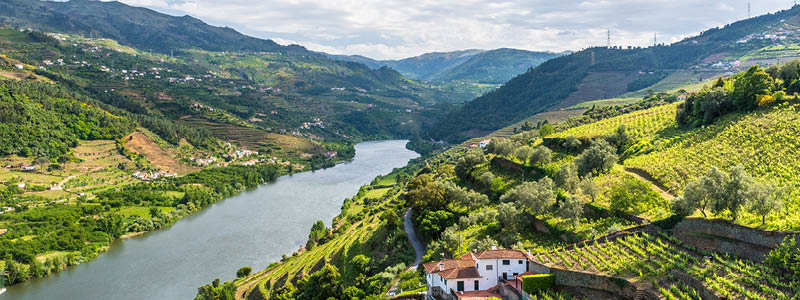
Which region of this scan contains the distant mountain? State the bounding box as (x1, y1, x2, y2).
(328, 48, 566, 84)
(429, 5, 800, 142)
(0, 0, 298, 54)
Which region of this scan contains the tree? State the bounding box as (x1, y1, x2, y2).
(608, 125, 633, 152)
(270, 282, 297, 300)
(578, 177, 597, 203)
(497, 202, 521, 233)
(732, 65, 774, 111)
(528, 146, 552, 166)
(562, 136, 582, 151)
(717, 165, 753, 220)
(149, 207, 161, 218)
(349, 254, 371, 275)
(469, 236, 498, 252)
(455, 149, 486, 178)
(236, 266, 252, 278)
(538, 123, 554, 137)
(558, 195, 584, 229)
(296, 264, 343, 300)
(575, 140, 618, 176)
(501, 178, 555, 216)
(307, 220, 327, 249)
(514, 146, 534, 164)
(748, 182, 787, 225)
(554, 163, 579, 193)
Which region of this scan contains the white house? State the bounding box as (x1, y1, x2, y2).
(423, 248, 531, 300)
(479, 139, 492, 149)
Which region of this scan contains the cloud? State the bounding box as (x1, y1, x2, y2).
(114, 0, 793, 59)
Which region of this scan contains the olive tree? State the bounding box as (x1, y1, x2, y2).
(575, 140, 618, 176)
(501, 177, 555, 216)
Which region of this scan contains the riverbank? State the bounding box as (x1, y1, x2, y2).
(222, 144, 427, 299)
(3, 140, 417, 300)
(0, 163, 285, 288)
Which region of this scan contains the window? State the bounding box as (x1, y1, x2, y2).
(518, 260, 523, 264)
(474, 280, 479, 291)
(502, 260, 510, 265)
(486, 264, 493, 270)
(513, 273, 519, 277)
(457, 281, 465, 292)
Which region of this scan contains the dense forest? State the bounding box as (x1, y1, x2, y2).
(0, 81, 134, 158)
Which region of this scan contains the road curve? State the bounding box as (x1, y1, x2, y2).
(404, 208, 425, 269)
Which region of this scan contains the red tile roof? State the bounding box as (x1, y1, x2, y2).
(423, 259, 481, 279)
(473, 249, 529, 259)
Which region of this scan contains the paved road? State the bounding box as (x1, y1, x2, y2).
(404, 208, 425, 269)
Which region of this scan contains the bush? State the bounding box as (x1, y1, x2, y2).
(522, 274, 555, 294)
(236, 266, 252, 278)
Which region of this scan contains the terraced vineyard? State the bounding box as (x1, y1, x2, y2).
(624, 103, 800, 229)
(551, 102, 680, 140)
(536, 232, 697, 279)
(657, 281, 703, 300)
(536, 231, 799, 300)
(528, 290, 588, 300)
(688, 253, 800, 300)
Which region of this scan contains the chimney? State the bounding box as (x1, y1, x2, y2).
(438, 264, 444, 271)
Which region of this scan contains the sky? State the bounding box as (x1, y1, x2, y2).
(114, 0, 795, 60)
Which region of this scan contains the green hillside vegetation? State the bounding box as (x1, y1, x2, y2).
(1, 163, 283, 286)
(0, 0, 288, 54)
(199, 63, 800, 299)
(199, 161, 425, 300)
(546, 62, 800, 230)
(431, 6, 800, 143)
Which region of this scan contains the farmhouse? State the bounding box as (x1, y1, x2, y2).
(423, 247, 531, 300)
(479, 139, 492, 149)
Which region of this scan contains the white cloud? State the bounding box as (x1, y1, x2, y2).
(115, 0, 794, 59)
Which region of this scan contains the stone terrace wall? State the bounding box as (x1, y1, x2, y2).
(528, 260, 637, 299)
(673, 218, 798, 261)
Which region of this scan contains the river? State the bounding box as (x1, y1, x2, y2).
(2, 140, 419, 300)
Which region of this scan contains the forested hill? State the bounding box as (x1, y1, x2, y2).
(328, 48, 565, 84)
(430, 5, 800, 143)
(0, 0, 293, 54)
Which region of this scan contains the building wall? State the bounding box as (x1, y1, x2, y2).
(476, 258, 528, 289)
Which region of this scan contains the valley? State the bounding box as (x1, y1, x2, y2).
(1, 1, 800, 300)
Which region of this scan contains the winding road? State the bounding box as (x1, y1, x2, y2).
(404, 208, 425, 269)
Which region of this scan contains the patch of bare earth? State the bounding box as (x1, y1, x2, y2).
(124, 132, 197, 175)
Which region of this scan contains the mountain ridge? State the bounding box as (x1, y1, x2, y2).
(429, 5, 800, 142)
(326, 48, 567, 84)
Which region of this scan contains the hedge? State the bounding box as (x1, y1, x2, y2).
(522, 274, 555, 294)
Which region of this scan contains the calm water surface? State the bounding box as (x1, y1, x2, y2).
(2, 140, 418, 300)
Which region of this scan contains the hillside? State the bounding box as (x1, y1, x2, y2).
(211, 63, 800, 300)
(0, 0, 288, 54)
(329, 48, 565, 84)
(431, 5, 800, 143)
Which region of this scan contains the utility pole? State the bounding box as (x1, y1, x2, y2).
(748, 2, 751, 18)
(654, 32, 657, 47)
(607, 29, 611, 48)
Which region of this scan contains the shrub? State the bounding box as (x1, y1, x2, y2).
(236, 266, 252, 278)
(522, 274, 556, 294)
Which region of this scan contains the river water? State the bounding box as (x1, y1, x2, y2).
(2, 140, 418, 300)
